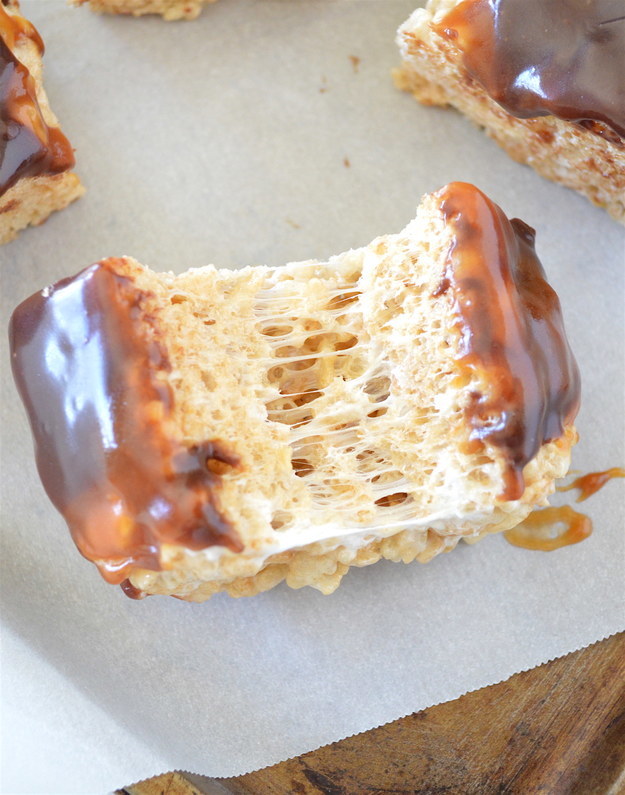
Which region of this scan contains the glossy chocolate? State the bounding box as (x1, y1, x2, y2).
(434, 182, 580, 501)
(1, 2, 75, 197)
(504, 506, 592, 551)
(9, 259, 242, 586)
(436, 0, 625, 139)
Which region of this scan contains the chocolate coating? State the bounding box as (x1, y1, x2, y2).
(1, 2, 75, 197)
(435, 182, 581, 501)
(9, 259, 242, 586)
(436, 0, 625, 139)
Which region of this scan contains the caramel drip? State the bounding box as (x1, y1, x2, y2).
(9, 259, 242, 586)
(435, 182, 580, 501)
(0, 1, 43, 52)
(560, 467, 625, 502)
(504, 506, 592, 551)
(436, 0, 625, 139)
(0, 2, 75, 196)
(120, 579, 147, 600)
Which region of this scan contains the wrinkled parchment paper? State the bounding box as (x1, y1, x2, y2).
(1, 1, 624, 791)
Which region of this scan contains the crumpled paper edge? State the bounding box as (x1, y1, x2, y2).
(119, 628, 623, 788)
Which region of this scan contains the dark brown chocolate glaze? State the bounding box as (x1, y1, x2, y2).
(436, 0, 625, 139)
(1, 2, 75, 197)
(9, 258, 242, 588)
(434, 182, 580, 501)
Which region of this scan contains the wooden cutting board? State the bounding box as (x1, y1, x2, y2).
(120, 632, 625, 794)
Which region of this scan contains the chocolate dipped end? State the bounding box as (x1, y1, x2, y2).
(434, 182, 580, 501)
(435, 0, 625, 141)
(0, 3, 75, 197)
(9, 259, 242, 587)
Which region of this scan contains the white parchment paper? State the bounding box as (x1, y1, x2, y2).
(1, 1, 624, 791)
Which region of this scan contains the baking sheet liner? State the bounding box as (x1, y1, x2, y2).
(1, 1, 624, 791)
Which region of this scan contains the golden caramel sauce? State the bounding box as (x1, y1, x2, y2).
(10, 259, 242, 588)
(505, 467, 623, 551)
(504, 506, 592, 551)
(0, 1, 75, 196)
(560, 467, 625, 502)
(435, 0, 625, 139)
(0, 0, 43, 52)
(435, 182, 580, 501)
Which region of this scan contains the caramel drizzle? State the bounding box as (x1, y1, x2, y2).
(435, 182, 580, 501)
(0, 2, 75, 196)
(10, 259, 242, 587)
(0, 1, 43, 52)
(560, 467, 625, 502)
(436, 0, 625, 139)
(505, 466, 624, 551)
(504, 507, 592, 552)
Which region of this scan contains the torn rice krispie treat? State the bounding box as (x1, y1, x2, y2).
(10, 182, 580, 600)
(0, 0, 83, 244)
(72, 0, 216, 21)
(396, 0, 625, 223)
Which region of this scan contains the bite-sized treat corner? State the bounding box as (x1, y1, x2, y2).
(0, 0, 84, 245)
(9, 182, 580, 601)
(396, 0, 625, 224)
(71, 0, 217, 21)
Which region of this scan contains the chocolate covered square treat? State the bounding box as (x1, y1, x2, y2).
(1, 0, 83, 244)
(396, 0, 625, 223)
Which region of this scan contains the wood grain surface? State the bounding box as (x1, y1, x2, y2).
(121, 632, 625, 795)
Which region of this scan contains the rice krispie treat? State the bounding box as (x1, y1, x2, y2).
(72, 0, 216, 21)
(10, 182, 580, 600)
(0, 0, 83, 244)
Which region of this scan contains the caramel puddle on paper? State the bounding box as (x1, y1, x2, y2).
(504, 468, 625, 551)
(504, 506, 592, 552)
